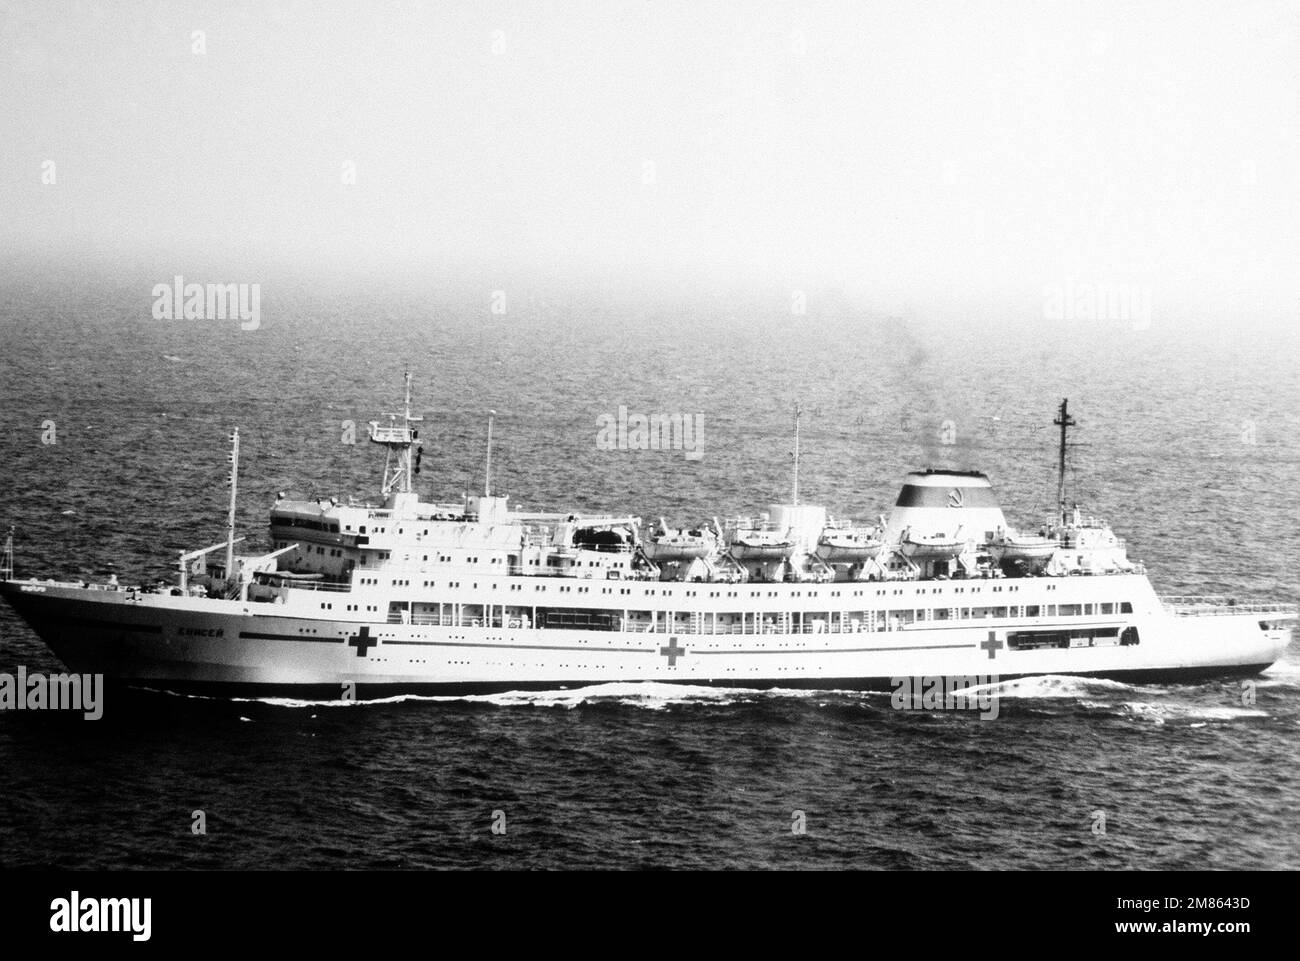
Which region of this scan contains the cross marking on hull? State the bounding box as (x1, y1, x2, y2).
(348, 625, 377, 657)
(659, 635, 686, 666)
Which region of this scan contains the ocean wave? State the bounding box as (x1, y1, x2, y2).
(134, 676, 1270, 719)
(967, 675, 1141, 700)
(1118, 702, 1269, 724)
(1260, 660, 1300, 683)
(137, 681, 831, 711)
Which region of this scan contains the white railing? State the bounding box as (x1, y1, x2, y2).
(276, 579, 353, 593)
(1160, 595, 1297, 617)
(388, 613, 520, 628)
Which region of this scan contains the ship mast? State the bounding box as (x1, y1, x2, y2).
(369, 371, 424, 500)
(791, 404, 802, 506)
(225, 428, 239, 579)
(484, 409, 495, 496)
(1, 526, 14, 581)
(1053, 398, 1076, 525)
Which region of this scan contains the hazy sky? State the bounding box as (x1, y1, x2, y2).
(2, 0, 1297, 315)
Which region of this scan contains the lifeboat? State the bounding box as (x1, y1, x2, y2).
(899, 527, 967, 562)
(729, 529, 797, 561)
(816, 526, 884, 562)
(641, 520, 720, 563)
(989, 530, 1057, 573)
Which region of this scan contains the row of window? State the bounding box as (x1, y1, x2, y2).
(306, 545, 343, 557)
(321, 602, 1137, 628)
(272, 516, 340, 533)
(1008, 627, 1139, 649)
(330, 573, 1115, 609)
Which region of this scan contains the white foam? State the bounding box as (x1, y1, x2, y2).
(1120, 702, 1268, 723)
(1261, 659, 1300, 680)
(133, 676, 1267, 720)
(432, 681, 830, 710)
(974, 675, 1140, 700)
(141, 681, 816, 710)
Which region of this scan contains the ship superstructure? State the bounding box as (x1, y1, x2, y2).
(0, 386, 1293, 696)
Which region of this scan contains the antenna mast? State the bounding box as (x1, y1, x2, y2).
(225, 428, 239, 579)
(484, 410, 495, 496)
(1053, 398, 1076, 524)
(792, 404, 802, 506)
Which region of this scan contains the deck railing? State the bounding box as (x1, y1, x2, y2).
(271, 579, 353, 593)
(1159, 595, 1297, 617)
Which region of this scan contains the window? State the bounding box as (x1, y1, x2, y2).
(536, 608, 618, 631)
(1008, 627, 1120, 650)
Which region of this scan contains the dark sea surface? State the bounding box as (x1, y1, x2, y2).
(1, 274, 1298, 869)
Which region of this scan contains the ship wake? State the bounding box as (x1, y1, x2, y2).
(136, 681, 835, 710)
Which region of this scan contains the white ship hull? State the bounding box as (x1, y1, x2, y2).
(3, 402, 1292, 699)
(3, 574, 1289, 696)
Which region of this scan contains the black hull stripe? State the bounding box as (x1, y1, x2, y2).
(692, 642, 973, 655)
(383, 639, 652, 652)
(889, 620, 1124, 633)
(357, 639, 973, 655)
(238, 632, 344, 644)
